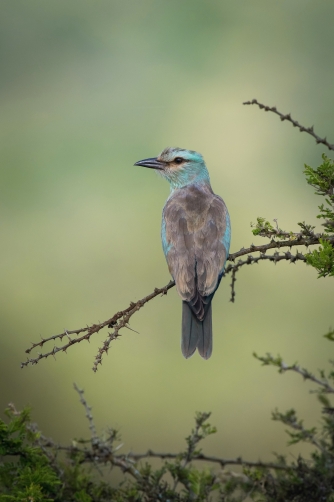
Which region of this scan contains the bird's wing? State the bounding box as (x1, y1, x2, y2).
(162, 185, 230, 319)
(194, 194, 230, 297)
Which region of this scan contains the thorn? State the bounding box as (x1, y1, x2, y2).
(124, 324, 139, 334)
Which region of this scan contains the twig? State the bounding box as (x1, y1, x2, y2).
(229, 234, 322, 261)
(92, 280, 173, 371)
(35, 431, 297, 490)
(21, 281, 174, 371)
(127, 450, 292, 471)
(73, 383, 98, 442)
(229, 266, 237, 303)
(256, 353, 334, 394)
(272, 408, 326, 454)
(243, 99, 334, 152)
(171, 411, 210, 491)
(52, 439, 141, 479)
(285, 364, 334, 394)
(225, 251, 306, 302)
(65, 386, 141, 479)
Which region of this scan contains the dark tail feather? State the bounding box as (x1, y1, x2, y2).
(181, 302, 212, 359)
(197, 302, 212, 360)
(182, 302, 198, 358)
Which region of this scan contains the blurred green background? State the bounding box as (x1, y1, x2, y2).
(1, 0, 334, 472)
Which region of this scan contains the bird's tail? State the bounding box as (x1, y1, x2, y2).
(181, 301, 212, 359)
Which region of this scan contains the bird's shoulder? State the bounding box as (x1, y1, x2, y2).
(163, 183, 218, 213)
(163, 183, 228, 225)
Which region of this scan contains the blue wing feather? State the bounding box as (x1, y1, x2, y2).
(220, 210, 231, 273)
(161, 212, 172, 258)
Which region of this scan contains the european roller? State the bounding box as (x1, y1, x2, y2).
(135, 148, 231, 359)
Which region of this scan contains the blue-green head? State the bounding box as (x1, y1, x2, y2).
(134, 147, 210, 190)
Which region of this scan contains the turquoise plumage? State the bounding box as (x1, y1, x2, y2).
(135, 147, 231, 359)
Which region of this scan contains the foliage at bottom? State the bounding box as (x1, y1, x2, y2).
(2, 335, 334, 501)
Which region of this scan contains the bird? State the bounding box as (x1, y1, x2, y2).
(134, 147, 231, 359)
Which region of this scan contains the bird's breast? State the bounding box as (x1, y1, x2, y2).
(167, 184, 214, 232)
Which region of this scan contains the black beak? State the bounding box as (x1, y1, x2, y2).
(134, 157, 165, 171)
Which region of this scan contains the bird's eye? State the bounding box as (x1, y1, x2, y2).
(174, 157, 183, 164)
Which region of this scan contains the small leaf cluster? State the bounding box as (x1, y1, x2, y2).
(251, 217, 275, 236)
(301, 155, 334, 277)
(251, 217, 291, 240)
(249, 154, 334, 281)
(0, 407, 222, 502)
(306, 238, 334, 277)
(0, 405, 60, 502)
(271, 408, 318, 446)
(304, 154, 334, 235)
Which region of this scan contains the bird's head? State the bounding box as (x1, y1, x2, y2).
(134, 147, 210, 190)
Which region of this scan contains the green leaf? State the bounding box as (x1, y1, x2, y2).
(306, 238, 334, 277)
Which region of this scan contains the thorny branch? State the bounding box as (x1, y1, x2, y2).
(229, 233, 321, 261)
(244, 98, 334, 152)
(21, 281, 174, 372)
(225, 251, 306, 303)
(21, 100, 334, 371)
(255, 353, 334, 394)
(30, 386, 293, 481)
(21, 234, 331, 371)
(127, 450, 291, 472)
(73, 383, 98, 442)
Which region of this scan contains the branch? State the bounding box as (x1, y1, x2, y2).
(73, 383, 98, 442)
(33, 430, 296, 493)
(171, 411, 213, 491)
(44, 386, 142, 480)
(225, 251, 306, 303)
(230, 234, 322, 261)
(57, 441, 142, 480)
(271, 408, 326, 454)
(127, 450, 292, 471)
(39, 389, 294, 483)
(255, 353, 334, 394)
(20, 99, 334, 371)
(22, 233, 332, 371)
(37, 394, 292, 473)
(21, 281, 174, 372)
(21, 104, 334, 372)
(244, 99, 334, 152)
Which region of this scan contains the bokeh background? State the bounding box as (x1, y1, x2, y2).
(1, 0, 334, 478)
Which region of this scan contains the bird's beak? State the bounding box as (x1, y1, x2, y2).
(134, 157, 165, 171)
